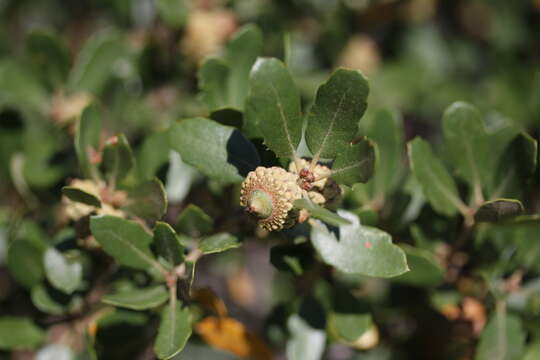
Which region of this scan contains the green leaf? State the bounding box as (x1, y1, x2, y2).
(199, 233, 240, 254)
(75, 104, 102, 177)
(442, 102, 491, 194)
(169, 118, 260, 184)
(286, 314, 326, 360)
(310, 210, 409, 277)
(331, 137, 375, 186)
(177, 344, 237, 360)
(154, 222, 184, 267)
(393, 244, 444, 287)
(249, 58, 302, 159)
(44, 248, 82, 294)
(524, 340, 540, 360)
(0, 60, 49, 114)
(329, 313, 371, 343)
(360, 108, 404, 198)
(154, 302, 192, 359)
(223, 25, 263, 110)
(408, 137, 465, 217)
(0, 317, 45, 350)
(328, 287, 371, 343)
(102, 285, 169, 310)
(123, 178, 167, 222)
(270, 243, 312, 275)
(101, 134, 135, 184)
(137, 131, 170, 181)
(68, 31, 130, 95)
(31, 285, 71, 315)
(476, 312, 525, 360)
(61, 186, 101, 207)
(475, 199, 524, 223)
(176, 204, 213, 237)
(7, 236, 46, 289)
(90, 215, 160, 271)
(210, 108, 243, 128)
(305, 68, 369, 159)
(198, 58, 230, 111)
(26, 30, 69, 89)
(155, 0, 188, 28)
(294, 199, 351, 226)
(507, 132, 538, 180)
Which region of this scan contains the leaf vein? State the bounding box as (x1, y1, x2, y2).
(270, 82, 296, 157)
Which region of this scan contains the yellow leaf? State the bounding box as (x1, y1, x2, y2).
(192, 288, 228, 317)
(195, 316, 272, 360)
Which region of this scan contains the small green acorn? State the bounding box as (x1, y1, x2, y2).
(240, 167, 303, 231)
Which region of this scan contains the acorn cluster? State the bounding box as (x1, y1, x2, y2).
(240, 159, 341, 231)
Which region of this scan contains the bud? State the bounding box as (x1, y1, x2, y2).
(240, 167, 302, 231)
(289, 159, 342, 207)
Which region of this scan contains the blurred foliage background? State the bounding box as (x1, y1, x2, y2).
(1, 0, 540, 359)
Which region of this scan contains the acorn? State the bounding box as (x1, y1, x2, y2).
(240, 167, 303, 231)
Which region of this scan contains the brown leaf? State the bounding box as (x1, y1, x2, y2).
(192, 288, 228, 317)
(195, 316, 272, 360)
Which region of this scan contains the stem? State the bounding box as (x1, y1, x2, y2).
(495, 300, 507, 360)
(169, 280, 177, 311)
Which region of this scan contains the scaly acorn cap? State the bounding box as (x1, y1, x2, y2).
(240, 166, 303, 231)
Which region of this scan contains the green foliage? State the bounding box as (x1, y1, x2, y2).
(102, 285, 169, 310)
(408, 137, 465, 216)
(90, 215, 159, 271)
(169, 118, 260, 184)
(3, 4, 540, 359)
(0, 317, 45, 350)
(154, 303, 192, 359)
(310, 211, 408, 277)
(249, 58, 302, 159)
(476, 311, 525, 360)
(305, 68, 369, 159)
(62, 186, 101, 207)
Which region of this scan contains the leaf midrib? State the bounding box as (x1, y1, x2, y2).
(332, 157, 369, 175)
(270, 82, 297, 157)
(313, 90, 349, 159)
(101, 229, 158, 270)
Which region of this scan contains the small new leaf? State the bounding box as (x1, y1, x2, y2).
(101, 133, 134, 184)
(294, 199, 351, 226)
(199, 233, 240, 255)
(154, 222, 184, 267)
(62, 186, 101, 207)
(475, 199, 524, 223)
(75, 104, 101, 177)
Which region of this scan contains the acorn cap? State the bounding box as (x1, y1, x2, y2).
(240, 167, 303, 231)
